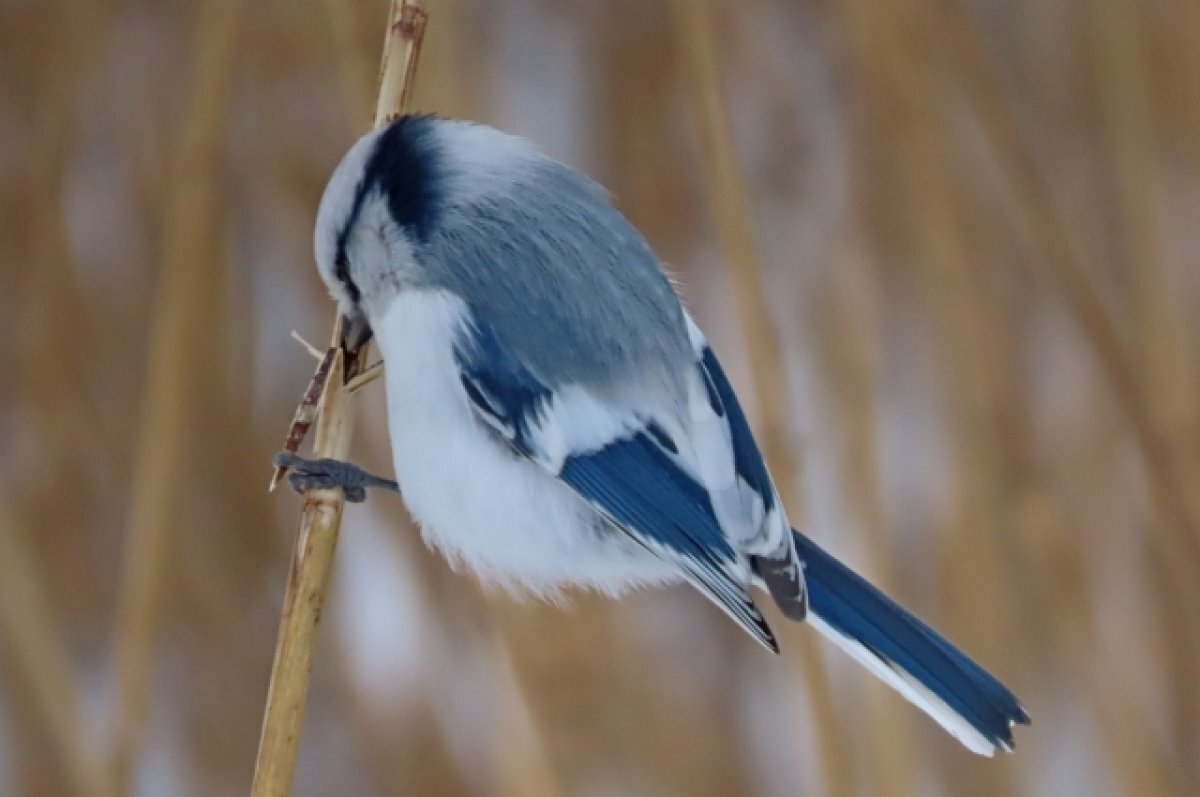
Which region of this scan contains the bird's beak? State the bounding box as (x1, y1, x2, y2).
(340, 310, 373, 356)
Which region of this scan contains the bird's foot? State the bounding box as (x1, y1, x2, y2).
(272, 451, 399, 503)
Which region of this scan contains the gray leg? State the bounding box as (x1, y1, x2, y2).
(273, 451, 399, 503)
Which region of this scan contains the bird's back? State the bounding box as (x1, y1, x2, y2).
(413, 118, 693, 401)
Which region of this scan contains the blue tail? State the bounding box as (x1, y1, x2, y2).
(793, 529, 1030, 754)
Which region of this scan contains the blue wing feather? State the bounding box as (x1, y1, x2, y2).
(697, 344, 805, 616)
(559, 433, 776, 650)
(795, 531, 1029, 749)
(561, 433, 730, 562)
(454, 311, 777, 650)
(454, 313, 553, 457)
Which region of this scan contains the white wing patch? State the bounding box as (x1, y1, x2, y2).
(525, 384, 647, 470)
(683, 314, 790, 557)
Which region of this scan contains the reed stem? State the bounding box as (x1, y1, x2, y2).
(249, 4, 427, 796)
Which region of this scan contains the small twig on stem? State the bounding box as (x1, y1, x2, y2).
(268, 345, 336, 492)
(289, 330, 326, 361)
(249, 3, 427, 796)
(345, 361, 384, 394)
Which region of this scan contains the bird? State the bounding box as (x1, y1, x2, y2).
(276, 113, 1030, 755)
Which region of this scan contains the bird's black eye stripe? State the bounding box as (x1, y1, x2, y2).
(334, 247, 361, 303)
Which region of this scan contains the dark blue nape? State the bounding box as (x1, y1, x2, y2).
(364, 113, 444, 243)
(793, 529, 1030, 749)
(331, 115, 443, 304)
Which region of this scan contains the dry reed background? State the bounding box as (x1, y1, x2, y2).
(2, 0, 1198, 795)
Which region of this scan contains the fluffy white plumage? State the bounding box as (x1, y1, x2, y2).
(374, 287, 679, 596)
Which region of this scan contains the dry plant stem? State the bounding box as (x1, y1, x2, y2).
(345, 361, 384, 393)
(250, 3, 426, 796)
(376, 3, 428, 125)
(0, 493, 96, 797)
(104, 2, 242, 794)
(268, 346, 337, 491)
(269, 4, 427, 482)
(251, 350, 352, 797)
(668, 1, 852, 794)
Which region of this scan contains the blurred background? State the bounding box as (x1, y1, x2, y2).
(3, 0, 1199, 795)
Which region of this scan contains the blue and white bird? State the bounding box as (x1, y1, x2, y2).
(278, 114, 1029, 755)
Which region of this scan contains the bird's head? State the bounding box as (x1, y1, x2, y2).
(313, 114, 539, 352)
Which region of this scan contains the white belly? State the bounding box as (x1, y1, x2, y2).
(372, 289, 677, 596)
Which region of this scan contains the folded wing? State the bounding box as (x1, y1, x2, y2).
(454, 309, 778, 651)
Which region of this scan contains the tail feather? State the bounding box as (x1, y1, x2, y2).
(791, 529, 1030, 756)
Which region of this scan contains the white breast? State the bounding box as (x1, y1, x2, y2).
(372, 288, 678, 597)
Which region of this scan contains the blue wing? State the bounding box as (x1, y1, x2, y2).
(454, 310, 778, 651)
(691, 329, 805, 619)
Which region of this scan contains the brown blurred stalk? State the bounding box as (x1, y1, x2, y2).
(820, 251, 916, 797)
(1089, 0, 1200, 776)
(19, 0, 118, 491)
(0, 492, 96, 797)
(104, 1, 242, 794)
(323, 0, 375, 131)
(668, 1, 853, 794)
(835, 4, 1023, 794)
(934, 0, 1199, 785)
(929, 0, 1200, 570)
(249, 3, 427, 796)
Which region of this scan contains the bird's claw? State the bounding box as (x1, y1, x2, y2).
(272, 451, 397, 503)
